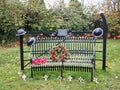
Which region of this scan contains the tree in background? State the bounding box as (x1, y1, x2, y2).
(0, 0, 97, 44)
(24, 0, 93, 32)
(0, 0, 26, 43)
(96, 0, 120, 35)
(105, 0, 120, 35)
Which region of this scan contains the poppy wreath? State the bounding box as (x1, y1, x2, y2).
(50, 44, 69, 62)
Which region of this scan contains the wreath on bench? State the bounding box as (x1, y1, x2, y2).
(50, 44, 69, 62)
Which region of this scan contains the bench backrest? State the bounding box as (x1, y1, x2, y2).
(30, 36, 96, 61)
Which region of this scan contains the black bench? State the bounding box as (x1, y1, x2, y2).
(28, 36, 97, 81)
(17, 13, 108, 81)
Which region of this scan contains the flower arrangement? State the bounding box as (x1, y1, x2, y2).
(50, 44, 69, 62)
(32, 58, 47, 65)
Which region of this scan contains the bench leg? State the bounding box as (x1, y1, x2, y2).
(91, 67, 94, 81)
(94, 61, 96, 70)
(31, 67, 33, 78)
(61, 62, 64, 78)
(61, 69, 63, 78)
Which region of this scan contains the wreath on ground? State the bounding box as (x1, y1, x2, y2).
(50, 44, 69, 62)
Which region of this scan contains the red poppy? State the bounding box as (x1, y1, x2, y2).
(32, 58, 47, 65)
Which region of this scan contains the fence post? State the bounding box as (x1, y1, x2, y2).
(100, 13, 108, 70)
(16, 29, 26, 70)
(20, 35, 24, 70)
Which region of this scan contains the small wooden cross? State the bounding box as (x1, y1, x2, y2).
(22, 73, 27, 81)
(68, 76, 73, 82)
(43, 74, 48, 81)
(57, 76, 62, 80)
(78, 77, 83, 82)
(93, 77, 98, 83)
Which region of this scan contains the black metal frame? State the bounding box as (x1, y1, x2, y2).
(100, 13, 108, 70)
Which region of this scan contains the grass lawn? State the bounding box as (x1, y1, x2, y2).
(0, 39, 120, 90)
